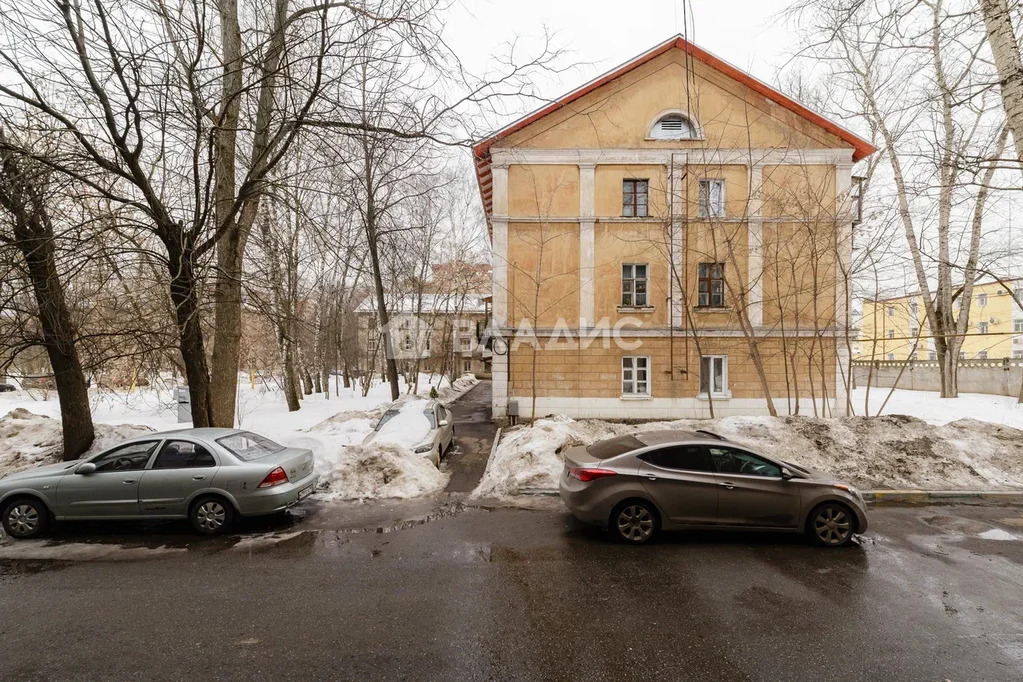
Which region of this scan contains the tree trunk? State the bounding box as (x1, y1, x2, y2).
(0, 143, 95, 459)
(166, 236, 215, 427)
(980, 0, 1023, 169)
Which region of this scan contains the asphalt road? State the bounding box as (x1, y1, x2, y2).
(1, 502, 1023, 681)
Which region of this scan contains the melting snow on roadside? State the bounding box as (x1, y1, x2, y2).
(0, 409, 153, 478)
(475, 413, 1023, 498)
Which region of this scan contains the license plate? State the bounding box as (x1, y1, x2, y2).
(297, 485, 313, 501)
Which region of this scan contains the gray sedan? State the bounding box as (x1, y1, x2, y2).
(0, 428, 317, 539)
(559, 429, 869, 546)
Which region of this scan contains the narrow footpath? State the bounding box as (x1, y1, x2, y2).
(442, 380, 495, 493)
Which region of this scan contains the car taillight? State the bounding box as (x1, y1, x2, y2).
(258, 466, 289, 488)
(568, 467, 618, 482)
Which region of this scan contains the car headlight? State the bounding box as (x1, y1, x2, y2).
(413, 444, 433, 454)
(834, 484, 861, 499)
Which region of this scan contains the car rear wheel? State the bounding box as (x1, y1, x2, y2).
(808, 502, 855, 547)
(611, 500, 659, 544)
(190, 496, 235, 536)
(2, 497, 50, 540)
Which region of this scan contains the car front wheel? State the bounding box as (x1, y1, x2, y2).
(2, 497, 50, 539)
(611, 500, 659, 544)
(808, 502, 855, 547)
(190, 496, 236, 536)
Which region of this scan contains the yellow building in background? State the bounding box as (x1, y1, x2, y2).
(857, 279, 1023, 361)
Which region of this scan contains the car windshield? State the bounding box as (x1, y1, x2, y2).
(586, 435, 645, 458)
(374, 409, 400, 431)
(216, 432, 286, 461)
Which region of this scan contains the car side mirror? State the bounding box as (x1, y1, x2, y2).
(780, 467, 794, 481)
(439, 419, 450, 427)
(76, 462, 97, 475)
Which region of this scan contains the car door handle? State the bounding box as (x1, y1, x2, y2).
(122, 479, 136, 485)
(192, 475, 206, 481)
(645, 475, 658, 481)
(719, 482, 734, 489)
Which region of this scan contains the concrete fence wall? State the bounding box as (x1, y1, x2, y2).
(851, 359, 1023, 397)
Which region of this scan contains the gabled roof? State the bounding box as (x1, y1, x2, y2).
(472, 35, 877, 227)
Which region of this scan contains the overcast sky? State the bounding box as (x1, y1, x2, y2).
(444, 0, 797, 117)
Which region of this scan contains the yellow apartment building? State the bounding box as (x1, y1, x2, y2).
(473, 36, 875, 419)
(857, 279, 1023, 362)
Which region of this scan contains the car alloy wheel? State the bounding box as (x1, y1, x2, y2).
(7, 504, 40, 537)
(196, 501, 226, 533)
(813, 505, 853, 546)
(616, 504, 655, 543)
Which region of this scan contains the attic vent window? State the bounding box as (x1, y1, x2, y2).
(650, 114, 696, 140)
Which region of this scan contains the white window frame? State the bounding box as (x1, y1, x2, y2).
(621, 356, 651, 397)
(621, 263, 649, 307)
(978, 322, 989, 334)
(886, 352, 895, 361)
(699, 355, 729, 398)
(977, 350, 988, 360)
(886, 306, 895, 318)
(978, 293, 988, 306)
(698, 179, 725, 218)
(1014, 319, 1023, 333)
(886, 329, 895, 339)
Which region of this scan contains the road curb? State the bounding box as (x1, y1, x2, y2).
(481, 427, 502, 482)
(864, 490, 1023, 505)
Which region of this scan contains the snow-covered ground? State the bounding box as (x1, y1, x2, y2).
(850, 387, 1023, 428)
(0, 373, 480, 501)
(476, 408, 1023, 498)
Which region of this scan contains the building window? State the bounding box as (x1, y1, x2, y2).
(977, 351, 988, 359)
(697, 262, 725, 307)
(699, 356, 728, 397)
(622, 179, 649, 217)
(622, 356, 650, 396)
(463, 359, 472, 372)
(959, 351, 966, 360)
(1014, 320, 1023, 333)
(910, 302, 918, 316)
(978, 322, 989, 334)
(978, 293, 988, 306)
(650, 113, 696, 140)
(928, 351, 936, 360)
(1014, 350, 1023, 359)
(622, 264, 648, 307)
(910, 352, 918, 361)
(402, 335, 413, 351)
(887, 353, 895, 360)
(886, 329, 895, 339)
(698, 179, 725, 218)
(886, 306, 895, 318)
(460, 337, 471, 351)
(425, 332, 432, 352)
(910, 326, 918, 338)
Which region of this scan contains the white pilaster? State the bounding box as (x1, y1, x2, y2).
(579, 163, 595, 327)
(669, 153, 686, 327)
(491, 163, 510, 418)
(747, 164, 763, 327)
(834, 163, 854, 416)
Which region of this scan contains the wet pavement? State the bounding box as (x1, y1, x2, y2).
(442, 380, 495, 493)
(1, 502, 1023, 680)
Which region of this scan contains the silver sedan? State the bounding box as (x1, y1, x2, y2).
(0, 428, 318, 539)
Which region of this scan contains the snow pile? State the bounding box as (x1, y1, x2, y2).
(314, 443, 449, 501)
(850, 387, 1023, 428)
(475, 413, 1023, 497)
(435, 374, 480, 405)
(0, 409, 154, 477)
(474, 415, 631, 497)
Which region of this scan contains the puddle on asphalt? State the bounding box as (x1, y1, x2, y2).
(921, 515, 991, 534)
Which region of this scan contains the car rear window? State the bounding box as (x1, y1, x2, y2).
(586, 435, 644, 458)
(216, 432, 286, 461)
